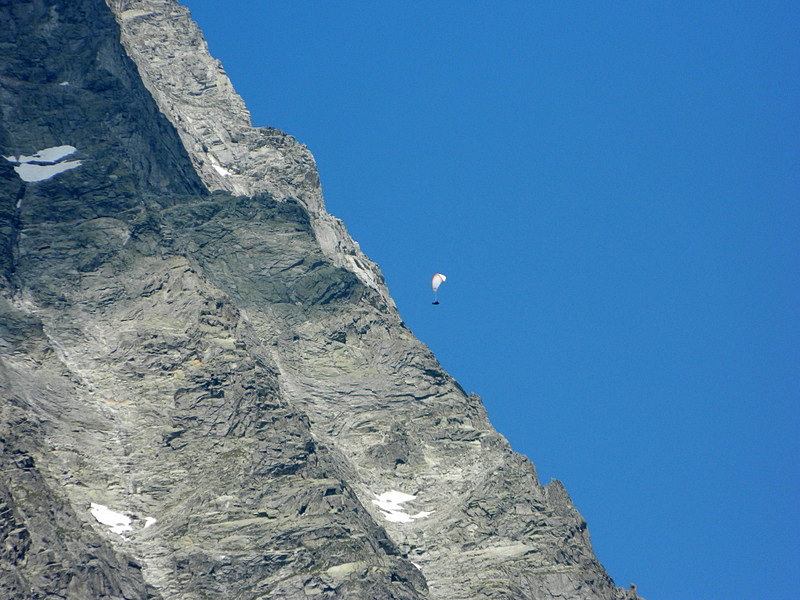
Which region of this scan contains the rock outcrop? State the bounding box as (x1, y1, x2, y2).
(0, 1, 640, 598)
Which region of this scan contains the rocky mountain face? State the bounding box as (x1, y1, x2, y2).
(0, 1, 641, 598)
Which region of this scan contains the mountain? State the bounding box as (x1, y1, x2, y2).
(0, 1, 641, 598)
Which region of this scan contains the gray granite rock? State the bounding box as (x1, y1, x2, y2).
(0, 1, 642, 598)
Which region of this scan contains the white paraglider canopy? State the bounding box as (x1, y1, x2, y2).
(431, 273, 446, 304)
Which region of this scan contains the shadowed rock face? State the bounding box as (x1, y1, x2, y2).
(0, 1, 640, 599)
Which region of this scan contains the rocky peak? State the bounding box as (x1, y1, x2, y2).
(107, 0, 395, 309)
(0, 1, 641, 598)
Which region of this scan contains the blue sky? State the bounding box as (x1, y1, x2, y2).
(181, 2, 799, 598)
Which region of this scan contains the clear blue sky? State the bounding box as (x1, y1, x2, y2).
(181, 2, 799, 598)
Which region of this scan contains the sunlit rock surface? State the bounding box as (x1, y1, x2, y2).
(0, 1, 641, 598)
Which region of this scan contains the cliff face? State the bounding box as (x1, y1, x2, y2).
(0, 1, 637, 599)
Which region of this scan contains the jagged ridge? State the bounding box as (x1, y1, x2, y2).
(0, 1, 640, 598)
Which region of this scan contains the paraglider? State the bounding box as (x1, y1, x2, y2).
(431, 273, 446, 305)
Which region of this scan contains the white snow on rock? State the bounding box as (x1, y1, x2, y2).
(90, 503, 132, 534)
(372, 490, 433, 524)
(143, 517, 157, 528)
(13, 161, 83, 182)
(207, 154, 232, 177)
(17, 145, 77, 163)
(211, 163, 232, 177)
(4, 145, 82, 182)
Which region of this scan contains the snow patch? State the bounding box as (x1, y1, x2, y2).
(13, 161, 83, 182)
(207, 154, 232, 177)
(143, 517, 157, 528)
(5, 145, 82, 182)
(90, 503, 132, 535)
(18, 145, 77, 163)
(372, 490, 433, 524)
(211, 163, 232, 177)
